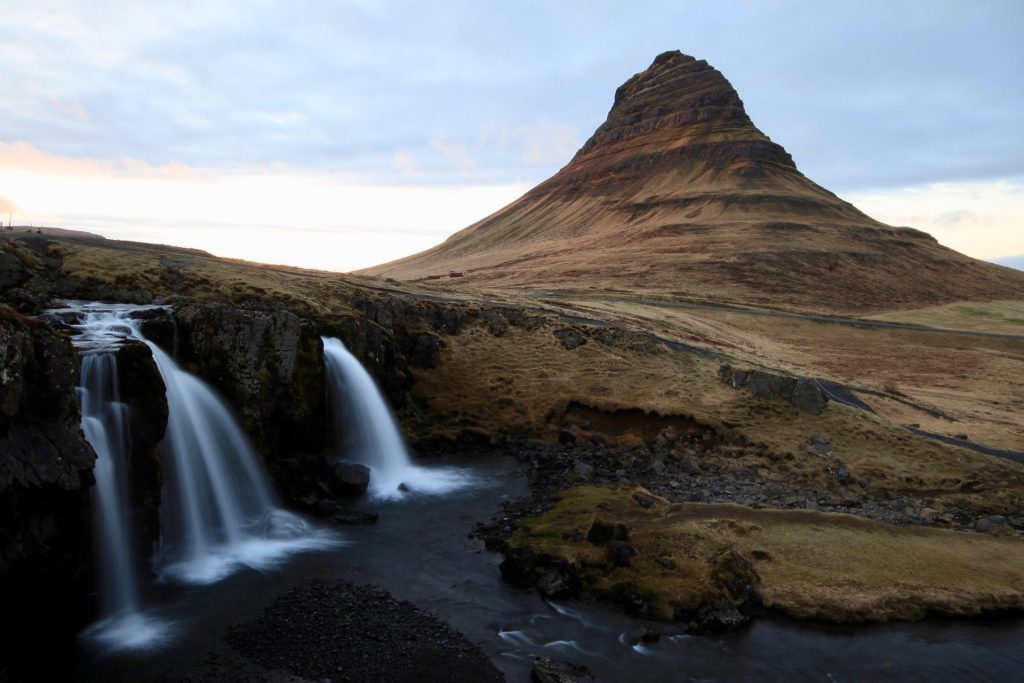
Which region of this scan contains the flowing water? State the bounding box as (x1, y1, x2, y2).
(76, 341, 171, 651)
(59, 302, 337, 653)
(141, 337, 336, 586)
(73, 453, 1024, 682)
(322, 336, 473, 499)
(57, 305, 1024, 678)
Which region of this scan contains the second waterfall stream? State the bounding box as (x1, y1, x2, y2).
(321, 336, 474, 499)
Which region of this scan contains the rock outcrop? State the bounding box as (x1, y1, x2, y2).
(113, 340, 168, 563)
(0, 309, 96, 668)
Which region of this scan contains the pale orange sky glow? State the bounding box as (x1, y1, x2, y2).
(0, 142, 531, 271)
(2, 140, 1021, 271)
(3, 3, 1022, 270)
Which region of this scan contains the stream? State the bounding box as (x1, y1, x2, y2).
(70, 453, 1024, 682)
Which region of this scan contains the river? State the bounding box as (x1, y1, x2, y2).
(75, 453, 1024, 682)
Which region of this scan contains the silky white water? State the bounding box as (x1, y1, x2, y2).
(321, 336, 473, 499)
(70, 307, 172, 651)
(60, 302, 338, 650)
(143, 336, 337, 585)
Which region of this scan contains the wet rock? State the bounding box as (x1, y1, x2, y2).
(329, 462, 370, 496)
(330, 510, 379, 526)
(500, 546, 538, 587)
(623, 626, 661, 645)
(553, 327, 587, 350)
(0, 315, 96, 672)
(791, 379, 828, 415)
(114, 340, 168, 561)
(315, 498, 341, 516)
(173, 302, 326, 481)
(536, 570, 571, 598)
(559, 428, 578, 446)
(692, 547, 759, 632)
(531, 656, 595, 683)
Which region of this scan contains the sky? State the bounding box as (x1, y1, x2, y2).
(1, 0, 1022, 271)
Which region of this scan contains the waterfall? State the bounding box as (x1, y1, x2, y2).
(72, 308, 170, 651)
(321, 336, 473, 499)
(61, 302, 337, 649)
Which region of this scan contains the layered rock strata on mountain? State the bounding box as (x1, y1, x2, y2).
(363, 51, 1024, 312)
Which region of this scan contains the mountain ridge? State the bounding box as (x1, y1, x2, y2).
(362, 51, 1024, 314)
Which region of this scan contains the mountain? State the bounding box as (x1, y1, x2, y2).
(362, 51, 1024, 313)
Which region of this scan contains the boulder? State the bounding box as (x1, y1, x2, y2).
(330, 509, 379, 525)
(536, 570, 571, 598)
(531, 657, 595, 683)
(747, 371, 796, 400)
(329, 463, 371, 496)
(791, 379, 828, 415)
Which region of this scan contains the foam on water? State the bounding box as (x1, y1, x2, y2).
(321, 336, 475, 500)
(58, 301, 340, 652)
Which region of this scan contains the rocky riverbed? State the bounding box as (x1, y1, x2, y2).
(226, 580, 504, 683)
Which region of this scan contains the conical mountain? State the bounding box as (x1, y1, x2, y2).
(362, 51, 1024, 313)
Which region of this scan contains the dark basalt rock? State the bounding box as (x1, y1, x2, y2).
(531, 656, 595, 683)
(0, 312, 96, 677)
(553, 327, 587, 350)
(329, 462, 371, 496)
(113, 340, 168, 564)
(791, 378, 827, 415)
(719, 364, 829, 415)
(226, 580, 503, 683)
(330, 509, 379, 526)
(747, 371, 796, 401)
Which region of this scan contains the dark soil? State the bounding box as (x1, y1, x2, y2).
(225, 579, 504, 683)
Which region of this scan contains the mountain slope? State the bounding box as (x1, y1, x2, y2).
(362, 51, 1024, 313)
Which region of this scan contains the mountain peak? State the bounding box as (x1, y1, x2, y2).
(580, 51, 755, 158)
(361, 51, 1024, 313)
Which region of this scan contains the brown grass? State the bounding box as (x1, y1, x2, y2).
(512, 486, 1024, 623)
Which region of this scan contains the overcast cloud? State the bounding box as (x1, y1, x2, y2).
(0, 1, 1021, 269)
(2, 0, 1021, 188)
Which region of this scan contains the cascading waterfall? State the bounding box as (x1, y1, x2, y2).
(142, 336, 336, 585)
(71, 308, 171, 651)
(321, 336, 473, 499)
(61, 302, 337, 649)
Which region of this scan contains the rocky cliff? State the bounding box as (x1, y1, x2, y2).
(0, 308, 95, 668)
(363, 51, 1024, 313)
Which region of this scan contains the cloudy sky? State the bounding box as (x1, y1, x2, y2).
(1, 0, 1021, 271)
